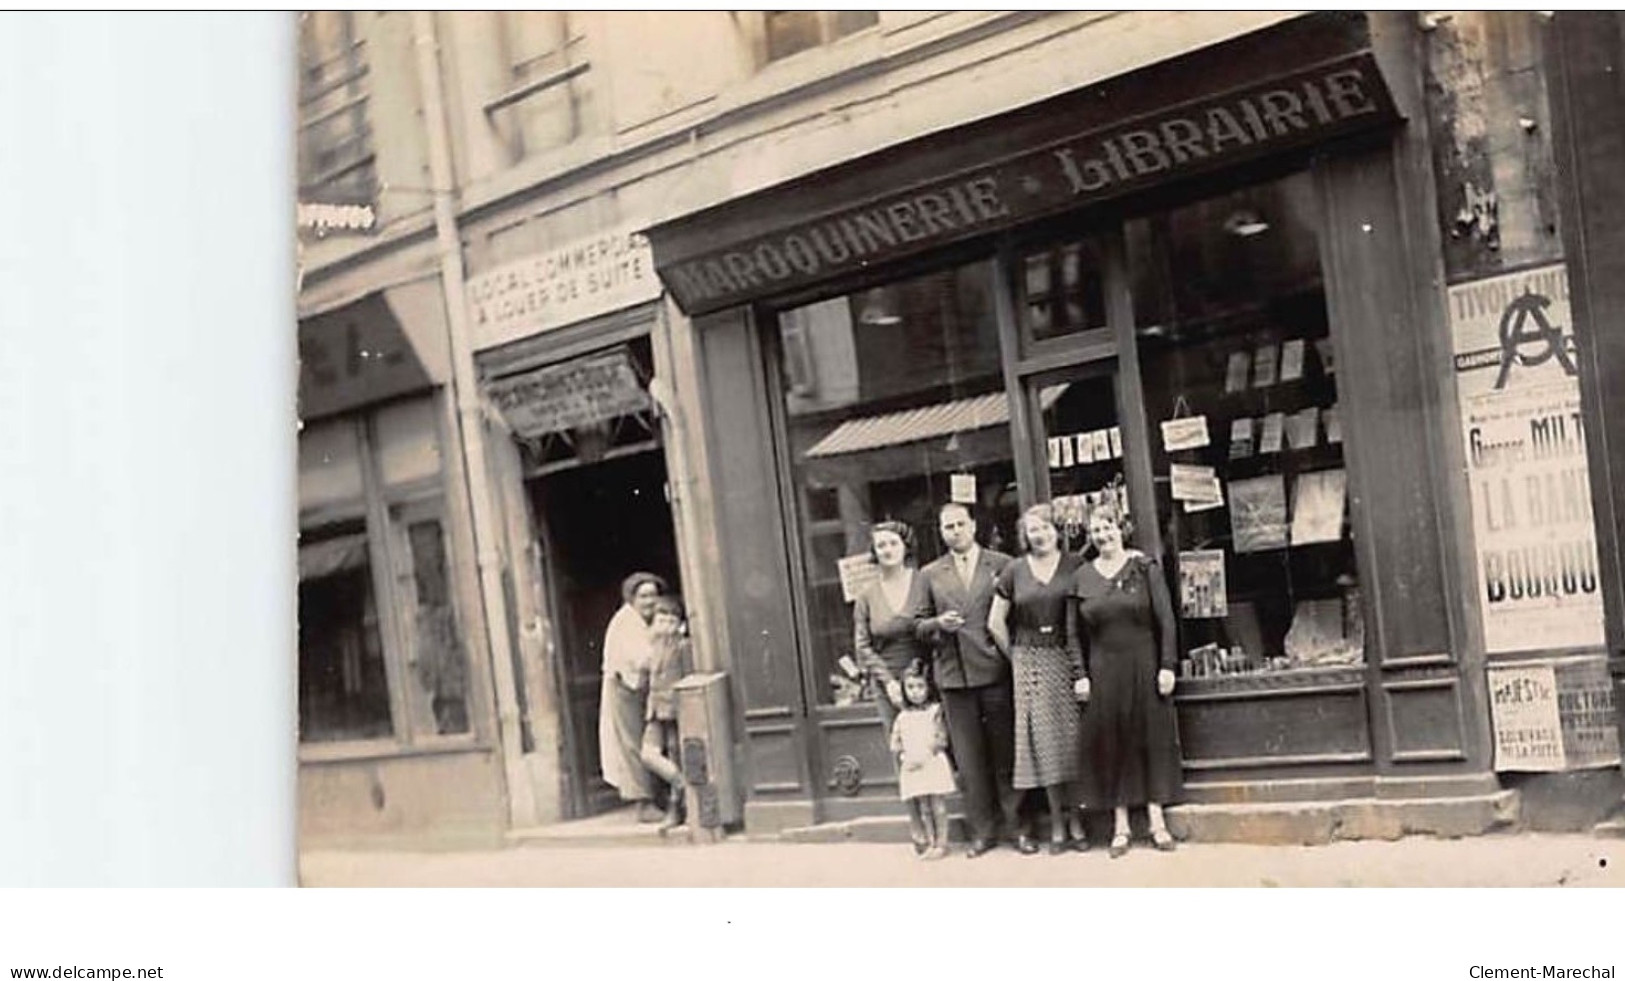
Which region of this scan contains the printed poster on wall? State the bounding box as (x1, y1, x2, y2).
(1554, 655, 1622, 769)
(1448, 263, 1604, 654)
(1488, 663, 1567, 772)
(837, 553, 881, 604)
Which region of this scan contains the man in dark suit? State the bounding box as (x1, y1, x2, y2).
(913, 501, 1032, 856)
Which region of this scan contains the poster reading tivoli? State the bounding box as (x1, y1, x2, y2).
(1448, 263, 1604, 654)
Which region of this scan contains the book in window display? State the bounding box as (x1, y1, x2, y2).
(1279, 338, 1306, 382)
(1075, 431, 1095, 464)
(1285, 406, 1319, 450)
(1289, 468, 1347, 545)
(1179, 549, 1228, 619)
(1224, 349, 1252, 394)
(1252, 342, 1279, 388)
(1229, 416, 1255, 460)
(1258, 411, 1285, 455)
(1090, 429, 1111, 462)
(1229, 474, 1289, 553)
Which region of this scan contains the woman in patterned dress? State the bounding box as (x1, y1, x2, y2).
(1072, 505, 1184, 857)
(987, 503, 1089, 855)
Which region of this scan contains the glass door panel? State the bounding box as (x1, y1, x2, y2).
(1026, 363, 1130, 554)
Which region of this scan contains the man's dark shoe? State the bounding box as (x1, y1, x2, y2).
(1015, 834, 1040, 855)
(965, 837, 996, 859)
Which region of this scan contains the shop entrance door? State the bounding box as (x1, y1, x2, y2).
(1020, 362, 1151, 553)
(529, 446, 681, 819)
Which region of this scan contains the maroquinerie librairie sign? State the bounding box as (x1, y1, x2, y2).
(654, 54, 1398, 315)
(467, 225, 662, 351)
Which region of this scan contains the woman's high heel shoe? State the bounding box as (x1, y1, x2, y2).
(1108, 833, 1130, 858)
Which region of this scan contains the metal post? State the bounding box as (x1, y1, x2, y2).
(411, 10, 537, 826)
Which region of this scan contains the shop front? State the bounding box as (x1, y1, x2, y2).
(296, 282, 509, 846)
(463, 223, 704, 824)
(648, 13, 1507, 834)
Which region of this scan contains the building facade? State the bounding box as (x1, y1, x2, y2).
(295, 10, 1625, 847)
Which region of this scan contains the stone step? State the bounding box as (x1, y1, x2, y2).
(776, 791, 1522, 847)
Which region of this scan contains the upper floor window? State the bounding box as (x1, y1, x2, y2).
(764, 10, 878, 62)
(489, 11, 592, 160)
(298, 11, 376, 206)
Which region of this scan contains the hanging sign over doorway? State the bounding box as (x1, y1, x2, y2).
(486, 348, 652, 439)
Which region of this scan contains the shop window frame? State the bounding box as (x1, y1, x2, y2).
(749, 165, 1397, 721)
(755, 244, 1012, 717)
(297, 401, 480, 763)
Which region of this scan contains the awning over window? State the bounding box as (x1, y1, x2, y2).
(805, 385, 1066, 459)
(299, 533, 370, 581)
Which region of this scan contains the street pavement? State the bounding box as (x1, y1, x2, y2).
(300, 831, 1623, 887)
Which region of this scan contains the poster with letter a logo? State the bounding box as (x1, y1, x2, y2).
(1448, 263, 1604, 653)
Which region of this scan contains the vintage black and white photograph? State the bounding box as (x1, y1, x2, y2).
(285, 9, 1625, 891)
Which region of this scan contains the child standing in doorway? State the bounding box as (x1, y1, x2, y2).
(890, 659, 956, 860)
(640, 596, 692, 833)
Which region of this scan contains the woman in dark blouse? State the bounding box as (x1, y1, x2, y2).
(1072, 505, 1184, 857)
(988, 503, 1088, 855)
(852, 519, 933, 850)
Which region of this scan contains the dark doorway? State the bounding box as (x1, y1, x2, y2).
(529, 447, 681, 818)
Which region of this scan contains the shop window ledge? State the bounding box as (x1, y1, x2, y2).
(1174, 665, 1368, 702)
(298, 735, 489, 765)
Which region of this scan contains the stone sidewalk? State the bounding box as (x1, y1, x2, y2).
(300, 830, 1622, 887)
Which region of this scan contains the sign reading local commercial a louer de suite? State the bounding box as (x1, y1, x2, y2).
(467, 225, 661, 351)
(653, 54, 1398, 314)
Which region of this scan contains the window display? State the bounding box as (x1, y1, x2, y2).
(1129, 172, 1365, 679)
(297, 397, 472, 745)
(775, 264, 1018, 704)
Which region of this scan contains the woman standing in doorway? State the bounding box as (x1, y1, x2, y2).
(988, 503, 1088, 855)
(599, 571, 667, 822)
(853, 520, 933, 851)
(1072, 505, 1183, 856)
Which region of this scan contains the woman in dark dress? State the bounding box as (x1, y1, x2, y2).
(852, 519, 933, 850)
(1072, 505, 1183, 857)
(988, 503, 1088, 855)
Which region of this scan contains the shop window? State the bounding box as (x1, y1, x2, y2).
(774, 263, 1019, 706)
(299, 522, 392, 743)
(1129, 172, 1365, 679)
(298, 11, 376, 206)
(298, 396, 472, 749)
(1017, 236, 1109, 343)
(764, 10, 878, 62)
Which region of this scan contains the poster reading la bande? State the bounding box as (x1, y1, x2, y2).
(1448, 263, 1604, 654)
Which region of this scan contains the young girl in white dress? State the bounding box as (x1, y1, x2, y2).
(890, 659, 957, 860)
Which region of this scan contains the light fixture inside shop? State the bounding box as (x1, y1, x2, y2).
(1223, 209, 1271, 237)
(858, 287, 902, 326)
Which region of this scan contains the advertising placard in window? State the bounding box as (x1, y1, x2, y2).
(1448, 264, 1605, 654)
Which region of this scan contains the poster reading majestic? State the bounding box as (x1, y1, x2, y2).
(1448, 263, 1604, 654)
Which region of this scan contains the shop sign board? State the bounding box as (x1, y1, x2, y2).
(1447, 263, 1605, 654)
(1489, 656, 1620, 771)
(486, 348, 651, 439)
(653, 54, 1399, 315)
(467, 225, 662, 351)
